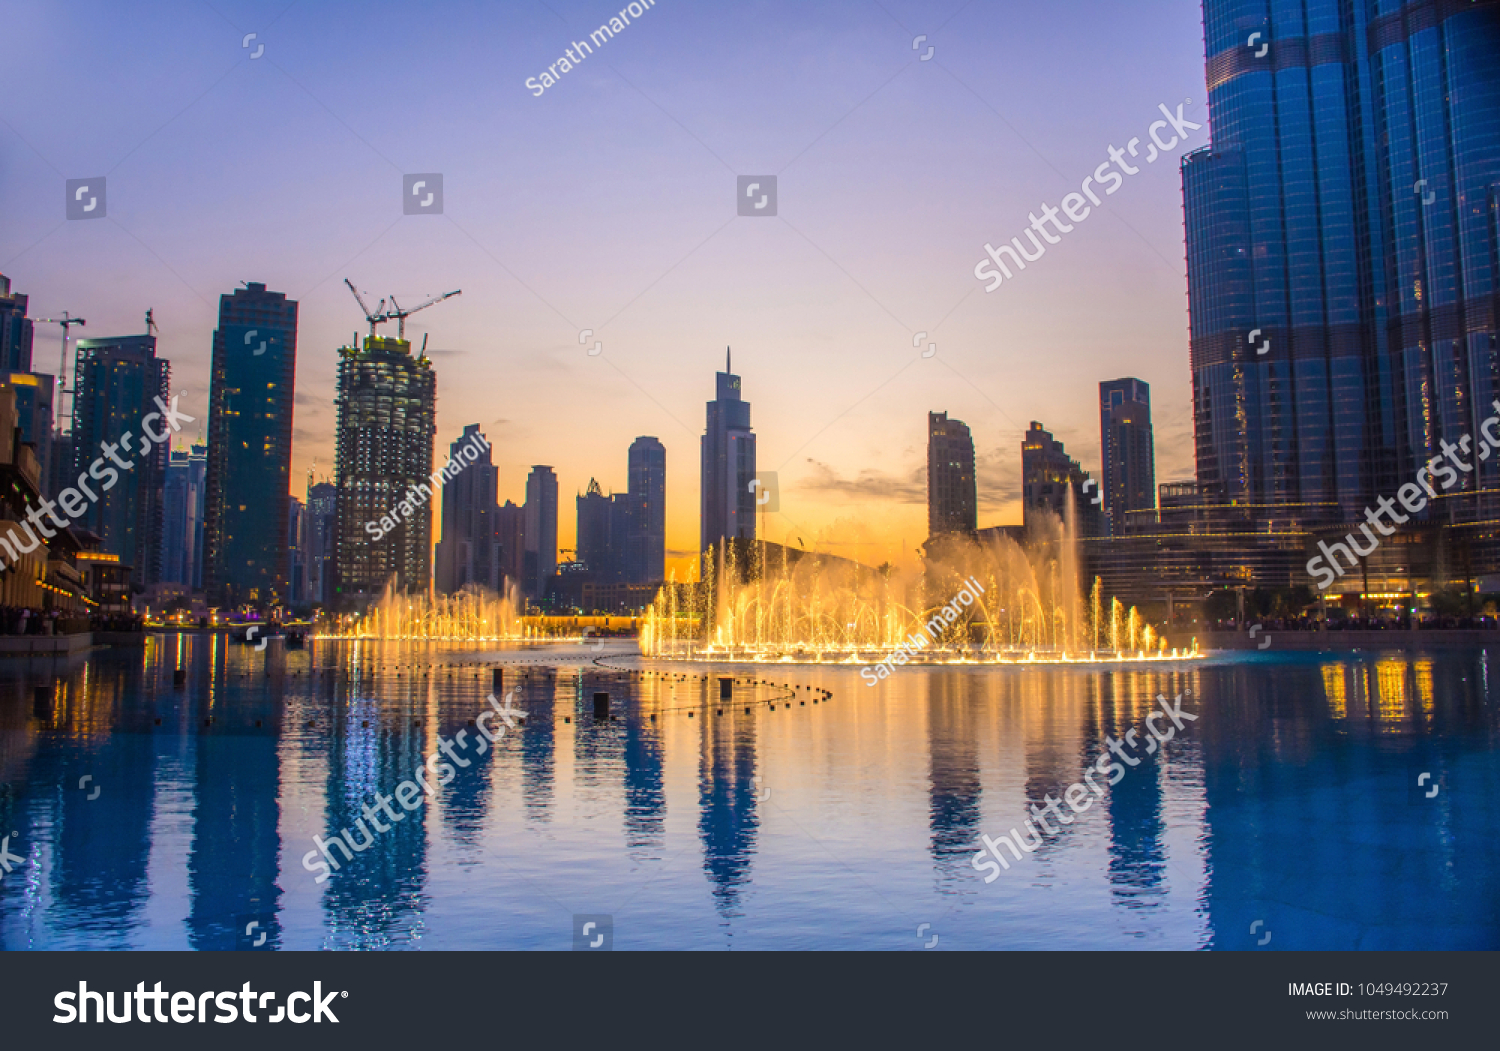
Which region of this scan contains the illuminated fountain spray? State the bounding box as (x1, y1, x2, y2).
(319, 581, 540, 641)
(641, 509, 1198, 664)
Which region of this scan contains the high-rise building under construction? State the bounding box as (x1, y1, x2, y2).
(332, 334, 436, 606)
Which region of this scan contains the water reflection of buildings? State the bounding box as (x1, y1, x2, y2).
(622, 689, 666, 856)
(925, 674, 982, 874)
(187, 635, 284, 949)
(954, 668, 1206, 933)
(1094, 675, 1168, 913)
(36, 654, 156, 946)
(317, 660, 430, 948)
(1200, 656, 1492, 949)
(697, 700, 759, 919)
(520, 667, 557, 821)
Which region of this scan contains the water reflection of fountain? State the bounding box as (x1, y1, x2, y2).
(642, 514, 1199, 665)
(317, 582, 546, 641)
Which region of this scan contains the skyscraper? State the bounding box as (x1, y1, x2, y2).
(1, 275, 57, 498)
(1022, 421, 1103, 537)
(1099, 379, 1155, 535)
(496, 500, 525, 594)
(303, 480, 337, 605)
(71, 331, 169, 585)
(161, 442, 207, 588)
(287, 495, 305, 603)
(927, 411, 977, 539)
(523, 465, 558, 603)
(701, 349, 755, 555)
(204, 282, 298, 606)
(435, 424, 501, 594)
(1184, 2, 1500, 522)
(0, 273, 33, 372)
(626, 436, 666, 583)
(333, 334, 436, 606)
(576, 478, 614, 579)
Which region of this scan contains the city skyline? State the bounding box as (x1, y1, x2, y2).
(0, 272, 1151, 584)
(0, 0, 1208, 577)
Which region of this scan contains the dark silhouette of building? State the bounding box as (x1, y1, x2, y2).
(1184, 1, 1500, 524)
(496, 499, 525, 594)
(71, 331, 169, 586)
(575, 437, 667, 588)
(161, 442, 206, 588)
(1023, 421, 1103, 537)
(0, 275, 55, 492)
(435, 424, 500, 594)
(701, 349, 755, 556)
(1099, 378, 1155, 536)
(576, 477, 613, 579)
(626, 436, 665, 582)
(333, 334, 435, 606)
(928, 411, 977, 540)
(303, 480, 336, 605)
(204, 282, 298, 606)
(0, 273, 34, 372)
(523, 466, 558, 603)
(287, 495, 304, 603)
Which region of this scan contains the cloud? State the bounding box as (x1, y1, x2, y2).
(424, 349, 467, 357)
(294, 392, 331, 408)
(796, 458, 926, 502)
(975, 446, 1021, 510)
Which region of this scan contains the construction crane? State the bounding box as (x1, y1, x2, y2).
(384, 288, 460, 340)
(343, 279, 387, 339)
(33, 311, 86, 431)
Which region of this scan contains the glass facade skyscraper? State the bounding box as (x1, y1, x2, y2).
(204, 282, 298, 606)
(701, 350, 755, 556)
(1100, 378, 1155, 535)
(523, 465, 558, 602)
(72, 333, 169, 586)
(625, 436, 666, 583)
(1185, 1, 1500, 522)
(161, 442, 207, 589)
(927, 411, 977, 539)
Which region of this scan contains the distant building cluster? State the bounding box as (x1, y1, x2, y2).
(925, 385, 1145, 552)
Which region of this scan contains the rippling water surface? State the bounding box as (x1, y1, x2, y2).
(0, 636, 1495, 950)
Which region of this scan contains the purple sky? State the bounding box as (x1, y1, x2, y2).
(0, 0, 1208, 574)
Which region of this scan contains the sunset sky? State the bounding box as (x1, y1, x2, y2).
(0, 0, 1207, 579)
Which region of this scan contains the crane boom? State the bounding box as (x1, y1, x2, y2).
(344, 278, 388, 339)
(385, 289, 460, 339)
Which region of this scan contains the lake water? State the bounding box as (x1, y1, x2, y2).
(1, 635, 1495, 950)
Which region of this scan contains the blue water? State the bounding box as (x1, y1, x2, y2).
(0, 636, 1496, 950)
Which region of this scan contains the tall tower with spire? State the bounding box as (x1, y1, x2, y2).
(701, 346, 756, 556)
